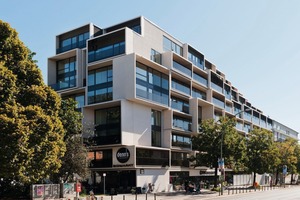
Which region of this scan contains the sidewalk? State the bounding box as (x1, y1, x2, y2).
(91, 189, 219, 200)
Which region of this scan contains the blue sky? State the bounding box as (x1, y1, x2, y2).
(1, 0, 300, 132)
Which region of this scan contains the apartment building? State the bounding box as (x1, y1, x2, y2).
(47, 16, 298, 193)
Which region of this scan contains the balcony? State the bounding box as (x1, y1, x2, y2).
(49, 79, 76, 91)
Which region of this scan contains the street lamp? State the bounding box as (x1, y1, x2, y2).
(103, 173, 106, 195)
(219, 108, 251, 195)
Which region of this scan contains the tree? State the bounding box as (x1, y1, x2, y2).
(51, 99, 89, 183)
(274, 138, 299, 185)
(191, 116, 246, 187)
(245, 128, 276, 186)
(0, 20, 65, 197)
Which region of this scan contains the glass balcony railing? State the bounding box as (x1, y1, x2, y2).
(49, 79, 76, 91)
(211, 82, 223, 93)
(213, 97, 225, 108)
(88, 41, 125, 63)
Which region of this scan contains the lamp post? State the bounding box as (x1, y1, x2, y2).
(103, 173, 106, 195)
(218, 108, 250, 195)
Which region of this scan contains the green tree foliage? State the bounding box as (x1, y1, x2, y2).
(191, 116, 246, 187)
(245, 128, 276, 186)
(51, 99, 89, 183)
(274, 138, 299, 184)
(0, 20, 65, 196)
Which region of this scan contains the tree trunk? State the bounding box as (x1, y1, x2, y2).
(253, 171, 257, 187)
(214, 166, 218, 188)
(275, 168, 279, 185)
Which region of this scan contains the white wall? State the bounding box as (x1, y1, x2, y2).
(136, 169, 170, 192)
(113, 53, 135, 100)
(121, 100, 151, 146)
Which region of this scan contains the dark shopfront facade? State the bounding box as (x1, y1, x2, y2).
(86, 145, 181, 194)
(90, 170, 136, 194)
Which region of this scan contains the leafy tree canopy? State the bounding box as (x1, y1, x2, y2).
(0, 20, 65, 190)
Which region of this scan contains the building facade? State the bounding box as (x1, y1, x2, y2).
(48, 16, 298, 193)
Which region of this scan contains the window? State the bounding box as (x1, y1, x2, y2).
(152, 110, 162, 147)
(88, 66, 112, 104)
(89, 149, 112, 168)
(94, 107, 121, 145)
(53, 57, 76, 90)
(173, 61, 191, 77)
(193, 72, 208, 86)
(192, 88, 206, 100)
(171, 152, 189, 167)
(188, 49, 204, 70)
(136, 62, 169, 106)
(136, 148, 169, 166)
(172, 134, 191, 148)
(150, 49, 161, 64)
(172, 78, 190, 95)
(58, 32, 89, 53)
(171, 97, 189, 114)
(88, 41, 125, 62)
(163, 36, 183, 56)
(212, 96, 225, 108)
(211, 72, 223, 93)
(173, 116, 192, 131)
(88, 30, 125, 63)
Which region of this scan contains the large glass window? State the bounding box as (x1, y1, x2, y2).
(163, 36, 183, 56)
(53, 57, 76, 90)
(152, 110, 162, 147)
(193, 72, 208, 87)
(150, 49, 161, 64)
(173, 61, 191, 77)
(244, 108, 252, 122)
(253, 111, 260, 125)
(171, 152, 189, 167)
(172, 78, 190, 96)
(172, 134, 191, 149)
(94, 107, 121, 145)
(136, 148, 169, 166)
(211, 72, 223, 93)
(212, 96, 225, 108)
(88, 41, 125, 63)
(88, 66, 112, 104)
(89, 149, 112, 168)
(173, 116, 192, 131)
(188, 50, 204, 70)
(224, 85, 231, 100)
(171, 97, 189, 114)
(58, 32, 89, 54)
(136, 62, 169, 106)
(192, 88, 206, 100)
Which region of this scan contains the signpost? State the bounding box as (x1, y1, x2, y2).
(283, 165, 287, 188)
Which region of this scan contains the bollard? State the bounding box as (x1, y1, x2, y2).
(135, 194, 137, 200)
(154, 193, 156, 200)
(146, 193, 147, 200)
(228, 188, 230, 195)
(236, 187, 237, 194)
(123, 195, 125, 200)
